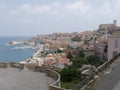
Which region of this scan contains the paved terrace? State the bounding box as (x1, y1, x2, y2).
(0, 68, 54, 90)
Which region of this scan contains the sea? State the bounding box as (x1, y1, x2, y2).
(0, 37, 36, 62)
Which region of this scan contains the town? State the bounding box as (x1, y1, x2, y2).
(7, 20, 120, 90)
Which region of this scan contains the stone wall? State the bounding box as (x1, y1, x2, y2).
(34, 66, 48, 73)
(10, 62, 20, 68)
(0, 62, 7, 68)
(47, 70, 65, 90)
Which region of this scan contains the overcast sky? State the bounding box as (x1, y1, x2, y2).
(0, 0, 120, 36)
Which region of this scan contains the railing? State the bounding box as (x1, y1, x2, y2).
(48, 69, 65, 90)
(98, 54, 120, 72)
(72, 75, 94, 90)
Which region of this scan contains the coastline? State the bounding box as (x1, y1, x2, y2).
(20, 48, 44, 66)
(0, 37, 35, 62)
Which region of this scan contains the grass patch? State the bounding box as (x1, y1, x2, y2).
(61, 80, 81, 89)
(61, 82, 72, 89)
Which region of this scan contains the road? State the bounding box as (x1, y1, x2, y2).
(90, 58, 120, 90)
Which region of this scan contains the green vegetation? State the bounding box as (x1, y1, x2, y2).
(60, 65, 81, 82)
(60, 50, 103, 89)
(60, 65, 81, 89)
(67, 52, 73, 61)
(78, 51, 85, 58)
(86, 55, 98, 65)
(57, 49, 64, 53)
(71, 36, 81, 42)
(72, 57, 87, 68)
(60, 51, 85, 89)
(86, 55, 103, 67)
(61, 82, 72, 89)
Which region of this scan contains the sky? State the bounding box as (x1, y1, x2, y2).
(0, 0, 120, 36)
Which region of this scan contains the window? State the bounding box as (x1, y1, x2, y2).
(113, 51, 118, 57)
(114, 38, 118, 47)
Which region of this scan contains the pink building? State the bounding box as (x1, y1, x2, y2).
(108, 36, 120, 60)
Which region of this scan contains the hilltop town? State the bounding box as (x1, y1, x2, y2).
(17, 20, 118, 64)
(8, 20, 120, 89)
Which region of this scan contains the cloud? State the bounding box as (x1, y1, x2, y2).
(10, 9, 19, 15)
(92, 2, 112, 17)
(2, 0, 120, 36)
(0, 5, 6, 10)
(64, 0, 91, 15)
(10, 1, 112, 16)
(19, 18, 32, 23)
(9, 0, 120, 20)
(10, 4, 51, 15)
(9, 1, 92, 16)
(112, 0, 120, 16)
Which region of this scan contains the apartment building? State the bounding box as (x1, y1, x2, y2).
(108, 36, 120, 60)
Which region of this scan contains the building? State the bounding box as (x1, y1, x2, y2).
(98, 20, 120, 34)
(108, 36, 120, 60)
(99, 20, 117, 30)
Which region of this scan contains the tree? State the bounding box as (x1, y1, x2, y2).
(71, 36, 81, 42)
(57, 49, 64, 53)
(73, 57, 87, 68)
(60, 65, 81, 83)
(86, 55, 98, 65)
(67, 52, 73, 61)
(78, 51, 85, 58)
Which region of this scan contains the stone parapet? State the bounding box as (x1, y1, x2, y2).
(0, 62, 7, 68)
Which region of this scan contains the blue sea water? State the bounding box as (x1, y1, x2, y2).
(0, 37, 36, 62)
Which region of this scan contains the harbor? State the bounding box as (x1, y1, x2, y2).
(7, 39, 72, 69)
(0, 37, 36, 62)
